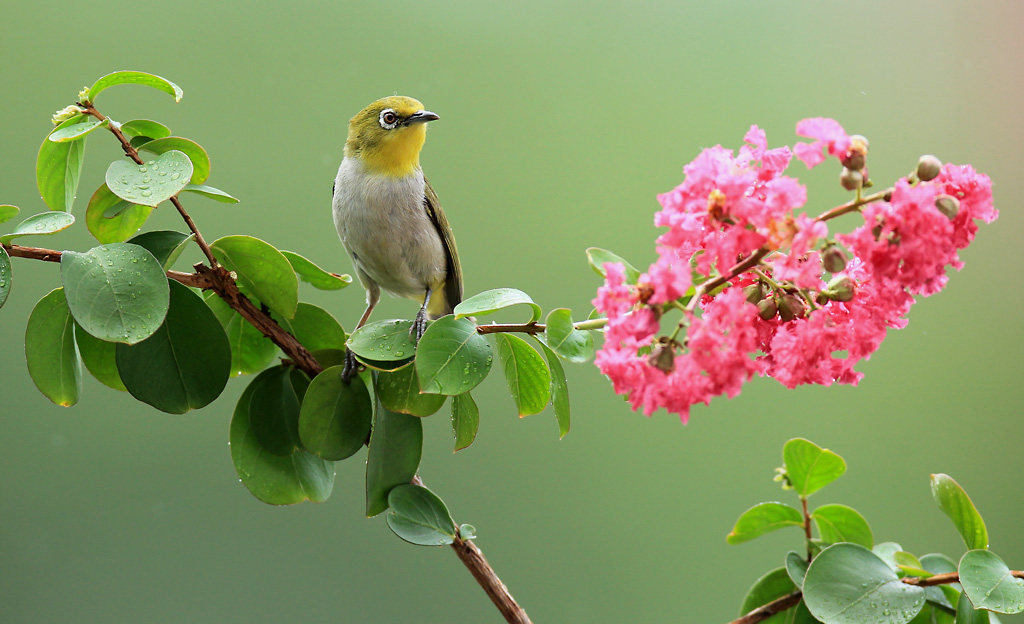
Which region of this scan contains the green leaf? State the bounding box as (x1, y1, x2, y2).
(586, 247, 641, 283)
(74, 324, 126, 391)
(535, 340, 570, 438)
(451, 392, 480, 452)
(803, 543, 926, 624)
(0, 245, 10, 309)
(105, 150, 193, 207)
(0, 211, 75, 245)
(959, 550, 1024, 614)
(377, 363, 446, 417)
(245, 365, 303, 455)
(49, 119, 108, 142)
(281, 250, 352, 290)
(739, 568, 798, 623)
(210, 235, 298, 320)
(786, 551, 809, 589)
(0, 205, 20, 224)
(85, 184, 152, 244)
(205, 293, 278, 376)
(453, 288, 542, 323)
(386, 484, 457, 546)
(347, 319, 417, 367)
(873, 542, 905, 572)
(727, 502, 804, 545)
(812, 504, 873, 548)
(61, 243, 169, 344)
(89, 70, 183, 102)
(119, 119, 171, 140)
(115, 281, 230, 413)
(541, 308, 595, 363)
(179, 184, 238, 203)
(285, 302, 346, 352)
(894, 552, 931, 578)
(494, 333, 550, 416)
(931, 474, 989, 551)
(415, 315, 492, 395)
(365, 387, 423, 517)
(230, 376, 334, 505)
(956, 593, 992, 624)
(136, 137, 210, 184)
(25, 288, 82, 406)
(783, 438, 846, 498)
(37, 115, 89, 212)
(459, 524, 477, 540)
(298, 365, 372, 460)
(311, 348, 348, 370)
(128, 230, 193, 270)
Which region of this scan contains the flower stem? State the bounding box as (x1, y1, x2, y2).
(814, 188, 891, 222)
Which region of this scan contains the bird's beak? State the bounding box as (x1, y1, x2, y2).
(405, 110, 440, 124)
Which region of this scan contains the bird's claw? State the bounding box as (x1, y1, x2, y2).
(341, 348, 362, 383)
(410, 306, 428, 342)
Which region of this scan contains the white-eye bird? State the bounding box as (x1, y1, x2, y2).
(333, 96, 462, 378)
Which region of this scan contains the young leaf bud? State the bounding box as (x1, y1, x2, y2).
(825, 276, 856, 302)
(777, 294, 806, 322)
(51, 104, 84, 125)
(916, 154, 943, 182)
(757, 298, 778, 321)
(743, 282, 764, 304)
(840, 167, 863, 191)
(647, 342, 676, 373)
(934, 194, 960, 219)
(77, 86, 91, 103)
(822, 245, 849, 273)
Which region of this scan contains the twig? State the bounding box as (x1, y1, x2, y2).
(80, 103, 219, 268)
(4, 243, 322, 379)
(729, 591, 803, 624)
(451, 536, 533, 624)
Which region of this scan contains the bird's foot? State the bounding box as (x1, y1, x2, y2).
(409, 306, 429, 342)
(341, 348, 362, 383)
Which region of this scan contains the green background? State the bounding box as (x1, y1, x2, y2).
(2, 1, 1021, 622)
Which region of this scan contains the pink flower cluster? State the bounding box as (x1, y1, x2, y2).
(593, 120, 995, 422)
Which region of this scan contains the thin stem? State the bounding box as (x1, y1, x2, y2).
(814, 188, 891, 222)
(80, 103, 219, 268)
(728, 591, 803, 624)
(801, 497, 813, 561)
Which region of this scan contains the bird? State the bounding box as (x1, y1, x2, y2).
(332, 96, 462, 380)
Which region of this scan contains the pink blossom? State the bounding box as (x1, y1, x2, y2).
(934, 164, 996, 250)
(794, 118, 852, 169)
(768, 214, 829, 289)
(593, 262, 635, 318)
(644, 251, 693, 305)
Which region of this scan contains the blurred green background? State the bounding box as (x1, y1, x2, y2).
(2, 1, 1021, 622)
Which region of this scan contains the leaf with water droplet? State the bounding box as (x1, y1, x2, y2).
(61, 243, 168, 344)
(386, 484, 457, 546)
(105, 150, 192, 207)
(494, 333, 550, 417)
(377, 363, 446, 417)
(298, 365, 372, 460)
(415, 316, 492, 396)
(209, 235, 298, 319)
(85, 183, 152, 244)
(0, 211, 75, 245)
(25, 288, 82, 406)
(89, 71, 183, 103)
(136, 137, 210, 183)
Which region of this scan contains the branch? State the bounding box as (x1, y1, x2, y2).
(4, 243, 323, 379)
(450, 536, 532, 624)
(80, 103, 219, 268)
(728, 591, 803, 624)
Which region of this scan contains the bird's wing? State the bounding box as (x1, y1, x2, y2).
(423, 178, 463, 312)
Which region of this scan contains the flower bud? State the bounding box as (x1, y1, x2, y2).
(757, 298, 778, 321)
(822, 245, 849, 273)
(916, 154, 942, 182)
(825, 276, 855, 302)
(647, 342, 676, 373)
(934, 194, 960, 219)
(51, 104, 84, 125)
(777, 294, 806, 322)
(77, 86, 91, 103)
(743, 282, 763, 304)
(842, 135, 869, 171)
(840, 167, 863, 191)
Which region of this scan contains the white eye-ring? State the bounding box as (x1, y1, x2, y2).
(379, 109, 399, 129)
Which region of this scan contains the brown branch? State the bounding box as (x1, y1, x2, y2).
(451, 536, 532, 624)
(80, 103, 219, 268)
(729, 591, 803, 624)
(476, 322, 545, 335)
(801, 497, 812, 561)
(4, 243, 322, 379)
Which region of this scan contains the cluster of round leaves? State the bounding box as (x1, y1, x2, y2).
(234, 287, 595, 545)
(727, 439, 1024, 624)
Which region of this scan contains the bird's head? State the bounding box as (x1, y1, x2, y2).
(344, 96, 439, 177)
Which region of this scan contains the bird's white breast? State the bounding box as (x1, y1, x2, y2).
(332, 157, 446, 300)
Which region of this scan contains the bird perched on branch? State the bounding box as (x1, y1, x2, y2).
(333, 96, 462, 379)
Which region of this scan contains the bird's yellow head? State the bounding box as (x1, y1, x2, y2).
(344, 96, 439, 177)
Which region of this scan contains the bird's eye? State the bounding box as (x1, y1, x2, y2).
(379, 109, 399, 128)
